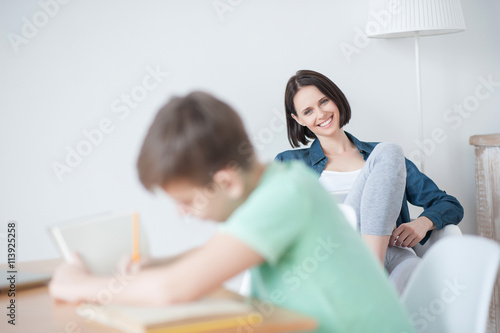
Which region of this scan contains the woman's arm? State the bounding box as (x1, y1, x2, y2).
(391, 158, 464, 247)
(49, 232, 263, 306)
(405, 158, 463, 228)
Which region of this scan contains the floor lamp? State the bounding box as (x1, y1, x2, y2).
(366, 0, 466, 173)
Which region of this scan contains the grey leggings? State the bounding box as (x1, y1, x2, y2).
(344, 143, 421, 294)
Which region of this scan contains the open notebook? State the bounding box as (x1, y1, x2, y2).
(76, 292, 259, 333)
(48, 212, 150, 275)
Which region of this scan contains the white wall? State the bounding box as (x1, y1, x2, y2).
(1, 0, 499, 264)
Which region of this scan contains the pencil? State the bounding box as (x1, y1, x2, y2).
(132, 212, 140, 263)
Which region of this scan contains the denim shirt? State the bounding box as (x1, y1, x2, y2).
(275, 132, 464, 245)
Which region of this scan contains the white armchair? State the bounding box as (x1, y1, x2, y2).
(401, 235, 500, 333)
(413, 224, 462, 257)
(337, 203, 358, 230)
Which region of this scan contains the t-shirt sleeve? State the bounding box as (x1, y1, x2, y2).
(218, 181, 311, 265)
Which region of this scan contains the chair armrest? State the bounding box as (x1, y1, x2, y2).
(338, 203, 358, 231)
(413, 224, 462, 257)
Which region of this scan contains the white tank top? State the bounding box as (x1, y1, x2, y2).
(318, 169, 361, 203)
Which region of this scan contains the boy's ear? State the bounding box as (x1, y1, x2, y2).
(291, 113, 305, 126)
(213, 168, 244, 199)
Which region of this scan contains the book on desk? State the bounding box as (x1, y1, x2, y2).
(76, 292, 261, 333)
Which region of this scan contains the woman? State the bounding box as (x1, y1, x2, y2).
(275, 70, 463, 293)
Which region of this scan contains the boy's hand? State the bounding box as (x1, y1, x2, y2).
(49, 253, 89, 303)
(389, 217, 435, 248)
(116, 254, 152, 275)
(116, 254, 184, 274)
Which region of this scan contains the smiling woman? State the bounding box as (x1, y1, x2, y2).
(275, 69, 464, 295)
(292, 86, 339, 132)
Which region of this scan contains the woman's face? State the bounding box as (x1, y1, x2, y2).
(292, 85, 341, 138)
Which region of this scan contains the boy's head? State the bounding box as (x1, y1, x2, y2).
(137, 91, 256, 221)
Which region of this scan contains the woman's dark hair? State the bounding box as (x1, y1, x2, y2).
(284, 70, 351, 148)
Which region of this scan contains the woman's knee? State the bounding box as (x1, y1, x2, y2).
(374, 142, 403, 158)
(370, 143, 405, 168)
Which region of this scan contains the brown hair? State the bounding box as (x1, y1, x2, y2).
(137, 91, 254, 190)
(284, 70, 351, 147)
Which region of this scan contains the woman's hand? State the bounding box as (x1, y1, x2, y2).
(389, 217, 435, 248)
(49, 253, 90, 303)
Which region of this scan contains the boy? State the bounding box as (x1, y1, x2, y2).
(49, 92, 415, 332)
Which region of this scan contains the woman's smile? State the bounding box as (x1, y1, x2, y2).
(317, 116, 333, 128)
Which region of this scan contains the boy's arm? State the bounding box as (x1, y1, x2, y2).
(144, 247, 201, 267)
(49, 232, 262, 306)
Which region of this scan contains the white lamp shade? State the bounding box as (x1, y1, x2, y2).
(366, 0, 466, 38)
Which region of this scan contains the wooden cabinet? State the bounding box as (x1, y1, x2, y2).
(470, 133, 500, 333)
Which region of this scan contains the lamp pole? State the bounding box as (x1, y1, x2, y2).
(414, 31, 425, 173)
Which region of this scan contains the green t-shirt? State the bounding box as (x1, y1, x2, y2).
(219, 161, 415, 333)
